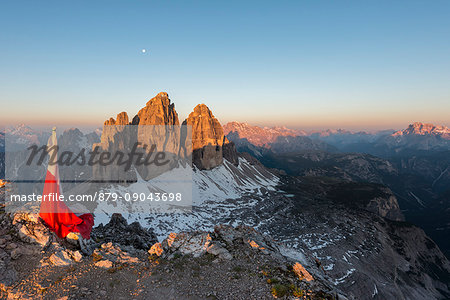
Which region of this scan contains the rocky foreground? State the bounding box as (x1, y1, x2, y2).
(0, 210, 343, 300)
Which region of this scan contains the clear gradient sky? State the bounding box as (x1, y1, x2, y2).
(1, 1, 450, 130)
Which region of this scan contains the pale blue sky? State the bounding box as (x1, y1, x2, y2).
(1, 1, 450, 130)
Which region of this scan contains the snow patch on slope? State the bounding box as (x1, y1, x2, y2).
(94, 157, 279, 239)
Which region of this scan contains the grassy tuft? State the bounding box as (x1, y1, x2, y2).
(271, 284, 289, 298)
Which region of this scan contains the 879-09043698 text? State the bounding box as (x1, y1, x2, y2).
(96, 192, 182, 202)
(8, 192, 183, 203)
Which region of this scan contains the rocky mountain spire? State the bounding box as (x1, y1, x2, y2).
(132, 92, 179, 126)
(94, 92, 182, 181)
(97, 93, 238, 172)
(182, 104, 238, 170)
(99, 92, 181, 153)
(104, 112, 130, 126)
(183, 104, 224, 170)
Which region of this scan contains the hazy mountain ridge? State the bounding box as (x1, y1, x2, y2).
(225, 121, 450, 155)
(4, 124, 50, 147)
(223, 121, 306, 147)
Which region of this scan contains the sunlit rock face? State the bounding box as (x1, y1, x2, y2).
(132, 92, 180, 127)
(94, 93, 182, 181)
(95, 93, 239, 174)
(183, 104, 225, 170)
(99, 111, 132, 150)
(223, 121, 302, 147)
(93, 111, 136, 182)
(393, 122, 450, 139)
(130, 92, 182, 179)
(131, 92, 181, 158)
(380, 122, 450, 152)
(100, 92, 181, 153)
(104, 111, 129, 126)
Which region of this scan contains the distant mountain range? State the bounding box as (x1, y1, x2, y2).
(224, 121, 450, 156)
(224, 121, 450, 140)
(223, 122, 306, 146)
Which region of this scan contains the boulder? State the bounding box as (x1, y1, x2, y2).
(206, 242, 232, 260)
(293, 262, 314, 282)
(48, 248, 83, 266)
(94, 259, 113, 269)
(12, 212, 51, 247)
(93, 242, 139, 264)
(161, 232, 212, 258)
(148, 243, 163, 256)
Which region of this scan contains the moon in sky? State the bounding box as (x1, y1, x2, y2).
(141, 49, 146, 53)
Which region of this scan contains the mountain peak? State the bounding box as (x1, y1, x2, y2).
(393, 122, 450, 139)
(184, 103, 226, 170)
(102, 92, 179, 126)
(99, 94, 237, 171)
(223, 121, 301, 146)
(104, 112, 129, 126)
(135, 92, 179, 126)
(147, 91, 169, 105)
(190, 103, 214, 117)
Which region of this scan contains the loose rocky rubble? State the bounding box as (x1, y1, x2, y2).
(0, 205, 342, 299)
(91, 213, 158, 251)
(143, 224, 341, 299)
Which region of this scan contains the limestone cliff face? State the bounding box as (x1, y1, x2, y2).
(183, 104, 225, 170)
(95, 93, 238, 175)
(132, 92, 179, 126)
(185, 104, 224, 149)
(130, 93, 181, 161)
(222, 137, 239, 166)
(131, 92, 181, 178)
(100, 112, 131, 148)
(93, 111, 136, 182)
(94, 93, 181, 181)
(104, 112, 129, 126)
